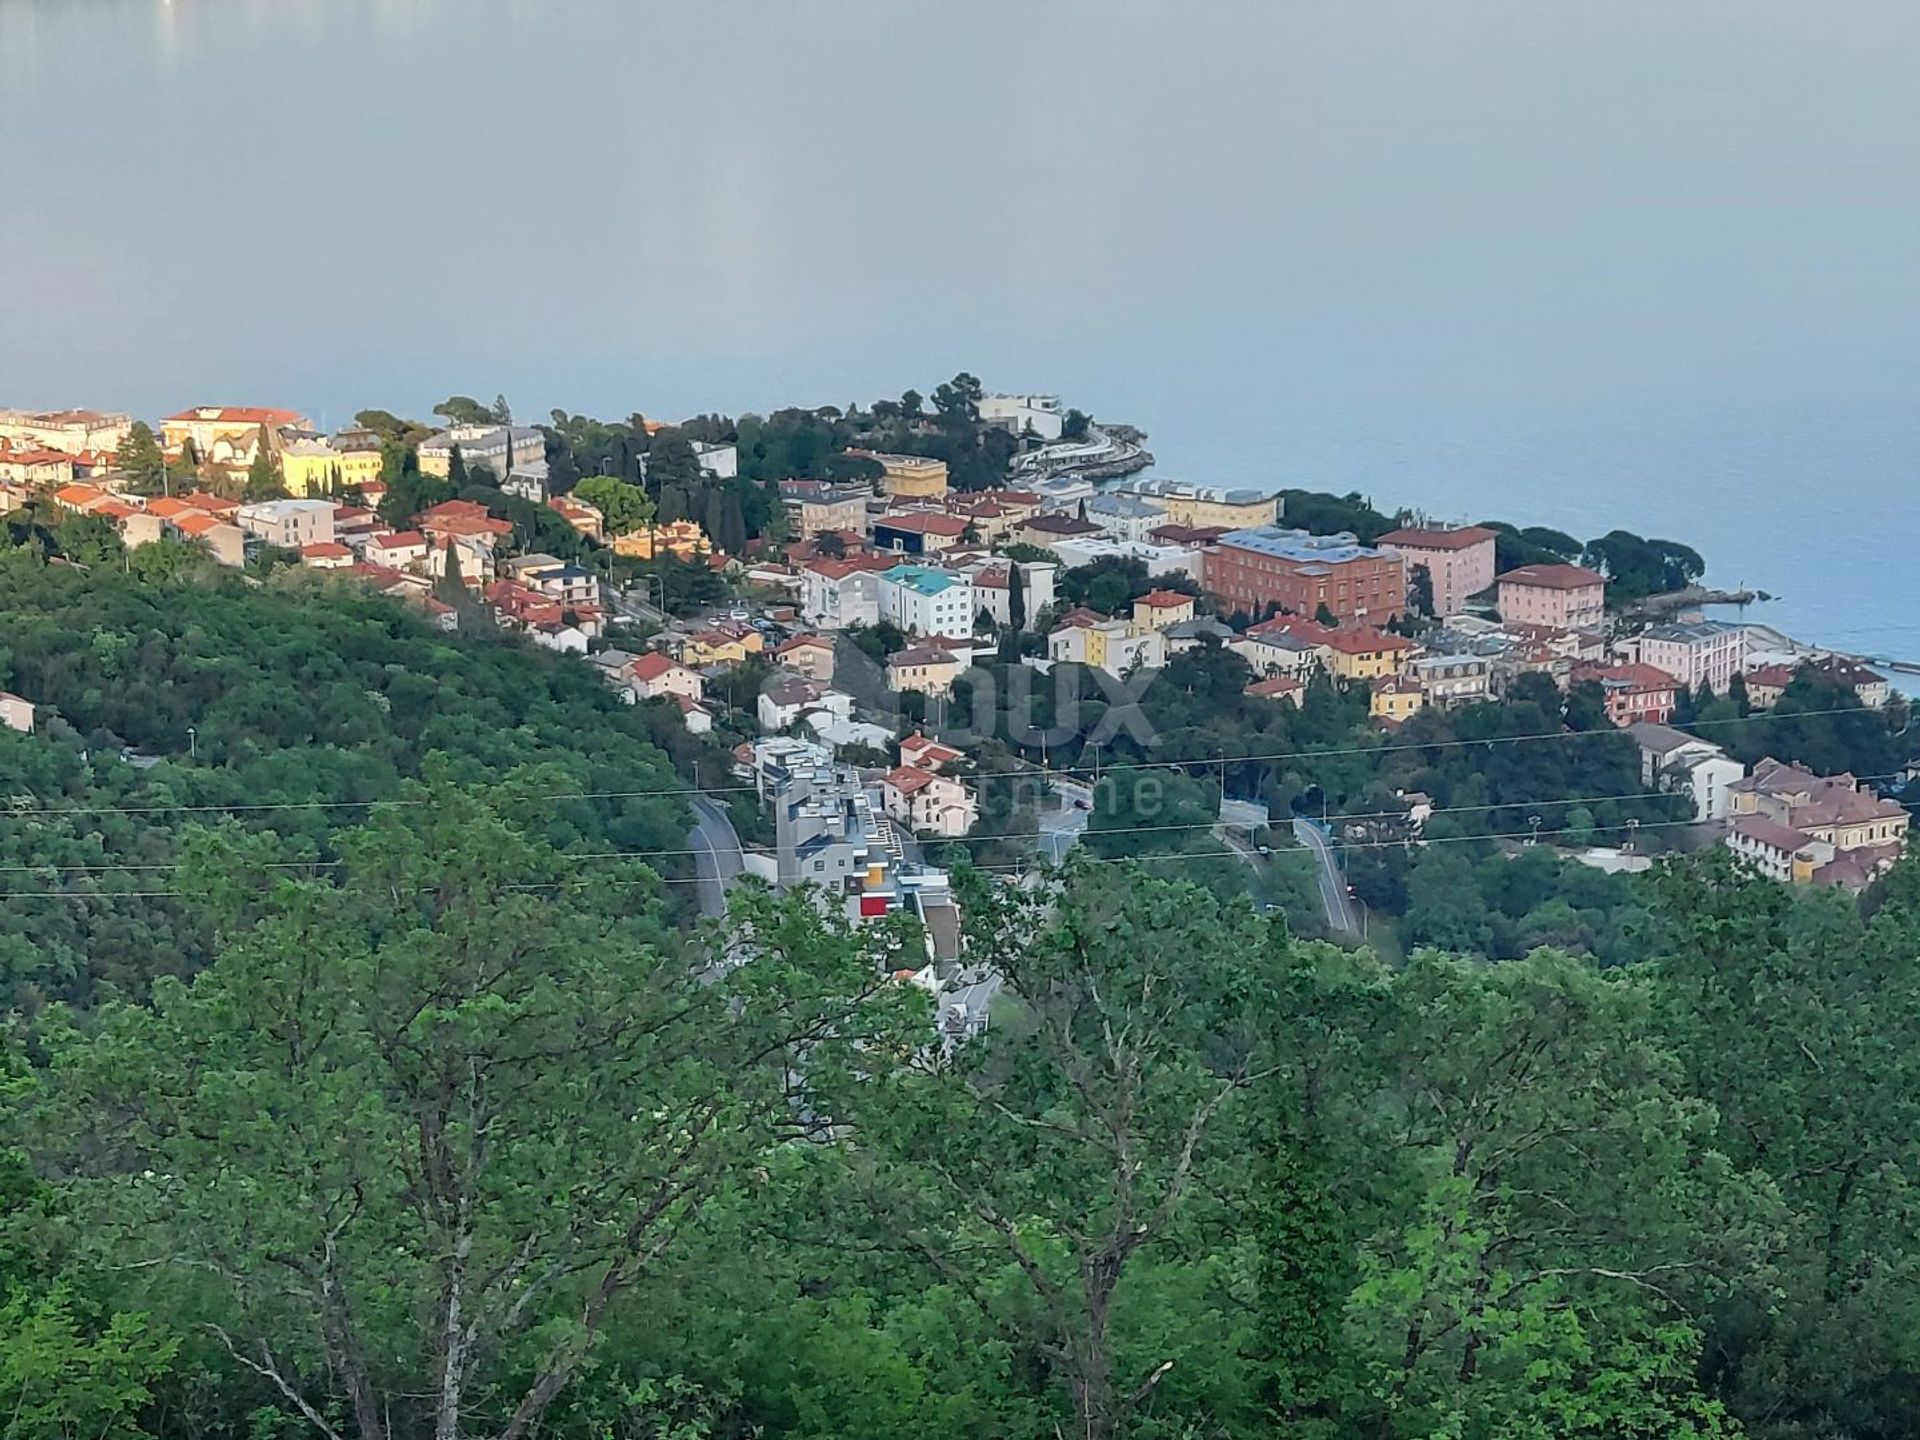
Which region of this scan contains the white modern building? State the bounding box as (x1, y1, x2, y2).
(878, 565, 976, 639)
(1627, 723, 1746, 822)
(977, 393, 1066, 441)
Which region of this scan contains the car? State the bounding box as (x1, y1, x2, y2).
(1072, 798, 1091, 811)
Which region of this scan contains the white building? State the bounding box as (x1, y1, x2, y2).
(977, 393, 1066, 441)
(1409, 653, 1492, 708)
(878, 565, 976, 640)
(1083, 493, 1169, 543)
(1622, 622, 1747, 695)
(957, 557, 1056, 630)
(883, 765, 980, 838)
(235, 497, 335, 549)
(418, 425, 546, 481)
(799, 558, 887, 630)
(1628, 722, 1746, 822)
(1047, 537, 1204, 582)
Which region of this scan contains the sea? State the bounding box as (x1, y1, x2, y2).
(2, 0, 1915, 665)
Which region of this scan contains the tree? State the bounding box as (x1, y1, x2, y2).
(1313, 602, 1338, 627)
(1407, 562, 1435, 618)
(572, 475, 653, 537)
(432, 396, 494, 428)
(243, 427, 284, 501)
(1006, 560, 1026, 631)
(446, 442, 468, 491)
(114, 421, 167, 496)
(39, 785, 916, 1440)
(1062, 408, 1091, 442)
(846, 864, 1303, 1440)
(814, 530, 847, 559)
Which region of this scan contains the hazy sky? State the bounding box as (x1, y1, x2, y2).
(3, 0, 1916, 648)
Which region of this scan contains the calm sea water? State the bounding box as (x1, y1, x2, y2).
(3, 0, 1916, 660)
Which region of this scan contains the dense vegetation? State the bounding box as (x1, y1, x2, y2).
(5, 530, 1920, 1440)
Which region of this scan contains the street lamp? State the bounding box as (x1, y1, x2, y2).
(186, 726, 197, 761)
(1527, 814, 1543, 847)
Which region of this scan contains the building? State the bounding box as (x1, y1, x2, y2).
(418, 424, 546, 481)
(611, 519, 710, 561)
(774, 633, 836, 682)
(279, 432, 385, 498)
(1741, 663, 1796, 709)
(977, 393, 1066, 440)
(879, 565, 976, 639)
(883, 766, 979, 838)
(1571, 661, 1679, 726)
(779, 480, 873, 538)
(547, 495, 604, 541)
(1230, 629, 1323, 682)
(800, 556, 891, 630)
(1203, 528, 1406, 625)
(366, 530, 430, 571)
(679, 626, 763, 668)
(501, 555, 601, 609)
(759, 673, 853, 733)
(1048, 609, 1167, 677)
(1017, 512, 1106, 551)
(1375, 525, 1497, 616)
(1370, 676, 1426, 724)
(852, 451, 949, 499)
(900, 733, 965, 771)
(887, 644, 967, 698)
(1810, 658, 1891, 710)
(1626, 621, 1747, 695)
(0, 690, 35, 733)
(1129, 589, 1196, 634)
(630, 652, 704, 702)
(1725, 758, 1909, 891)
(872, 511, 970, 556)
(1498, 565, 1607, 631)
(0, 408, 132, 455)
(0, 443, 76, 487)
(1409, 653, 1492, 707)
(771, 754, 894, 902)
(1320, 626, 1415, 682)
(1244, 675, 1304, 706)
(170, 512, 248, 566)
(1048, 537, 1205, 582)
(1107, 477, 1282, 529)
(1627, 722, 1745, 822)
(299, 541, 355, 569)
(691, 441, 738, 480)
(962, 559, 1056, 630)
(1083, 493, 1168, 543)
(235, 497, 335, 549)
(161, 406, 310, 469)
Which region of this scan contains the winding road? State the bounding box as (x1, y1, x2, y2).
(688, 793, 745, 918)
(1292, 816, 1360, 935)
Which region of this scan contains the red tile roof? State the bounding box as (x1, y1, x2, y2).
(165, 406, 306, 426)
(1136, 588, 1194, 609)
(301, 542, 353, 559)
(630, 652, 688, 681)
(1376, 525, 1497, 550)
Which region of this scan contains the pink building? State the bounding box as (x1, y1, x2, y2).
(1498, 564, 1606, 630)
(1571, 661, 1678, 726)
(1376, 525, 1497, 616)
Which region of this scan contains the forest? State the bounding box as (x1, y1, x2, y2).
(5, 553, 1920, 1440)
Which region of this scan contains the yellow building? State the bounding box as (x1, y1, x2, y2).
(853, 450, 949, 499)
(680, 626, 764, 667)
(612, 520, 712, 562)
(1322, 628, 1414, 682)
(162, 406, 310, 469)
(1107, 478, 1280, 530)
(280, 434, 384, 497)
(1370, 676, 1425, 723)
(1130, 589, 1196, 635)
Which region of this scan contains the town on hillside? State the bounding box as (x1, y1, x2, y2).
(2, 386, 1914, 1031)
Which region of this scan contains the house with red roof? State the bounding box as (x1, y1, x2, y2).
(630, 651, 704, 703)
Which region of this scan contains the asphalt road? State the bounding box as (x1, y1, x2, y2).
(688, 793, 745, 918)
(1292, 816, 1360, 935)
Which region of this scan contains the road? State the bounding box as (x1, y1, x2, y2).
(688, 793, 745, 918)
(1292, 816, 1360, 936)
